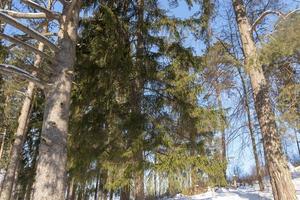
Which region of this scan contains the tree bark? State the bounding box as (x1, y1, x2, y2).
(31, 1, 81, 200)
(133, 0, 145, 199)
(120, 185, 130, 200)
(134, 149, 144, 200)
(232, 0, 296, 199)
(238, 67, 265, 191)
(94, 171, 99, 200)
(216, 88, 227, 182)
(0, 42, 44, 200)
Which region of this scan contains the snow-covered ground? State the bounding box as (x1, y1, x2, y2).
(164, 172, 300, 200)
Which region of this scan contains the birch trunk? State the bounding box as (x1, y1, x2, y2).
(31, 2, 81, 200)
(0, 42, 44, 200)
(232, 0, 296, 199)
(238, 67, 264, 191)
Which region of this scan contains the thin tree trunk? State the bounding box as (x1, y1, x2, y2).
(120, 185, 130, 200)
(154, 155, 157, 197)
(94, 171, 99, 200)
(66, 177, 74, 200)
(133, 0, 145, 199)
(190, 131, 198, 190)
(238, 67, 265, 191)
(109, 189, 113, 200)
(31, 2, 81, 200)
(0, 82, 35, 200)
(216, 89, 227, 182)
(232, 0, 296, 199)
(70, 182, 77, 200)
(0, 129, 6, 160)
(134, 149, 144, 200)
(0, 41, 44, 199)
(294, 129, 300, 157)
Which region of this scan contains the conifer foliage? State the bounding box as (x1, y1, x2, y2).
(0, 0, 299, 199)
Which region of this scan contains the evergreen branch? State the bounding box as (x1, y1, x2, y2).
(0, 12, 59, 51)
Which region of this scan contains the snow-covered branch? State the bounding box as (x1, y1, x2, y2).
(0, 64, 45, 88)
(0, 33, 53, 61)
(0, 12, 59, 51)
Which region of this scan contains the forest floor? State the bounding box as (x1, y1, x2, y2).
(164, 171, 300, 200)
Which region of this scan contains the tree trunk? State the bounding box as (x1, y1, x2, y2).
(294, 129, 300, 157)
(189, 131, 198, 190)
(0, 41, 44, 200)
(154, 155, 157, 197)
(216, 89, 227, 182)
(70, 182, 77, 200)
(238, 68, 265, 191)
(120, 185, 130, 200)
(31, 2, 81, 200)
(0, 129, 6, 160)
(109, 189, 113, 200)
(232, 0, 296, 199)
(134, 149, 144, 200)
(133, 0, 145, 199)
(94, 172, 99, 200)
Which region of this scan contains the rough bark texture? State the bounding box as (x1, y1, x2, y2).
(232, 0, 296, 199)
(238, 68, 264, 191)
(31, 1, 80, 200)
(0, 42, 44, 200)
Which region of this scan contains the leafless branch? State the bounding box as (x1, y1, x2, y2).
(21, 0, 60, 20)
(250, 10, 285, 32)
(0, 12, 59, 51)
(0, 33, 53, 61)
(0, 9, 48, 19)
(0, 64, 45, 88)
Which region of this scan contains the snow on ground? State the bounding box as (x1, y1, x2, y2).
(164, 172, 300, 200)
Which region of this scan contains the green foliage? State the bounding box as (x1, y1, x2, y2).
(258, 13, 300, 129)
(68, 0, 223, 196)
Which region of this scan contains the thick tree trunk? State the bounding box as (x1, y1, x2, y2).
(31, 2, 81, 200)
(232, 0, 296, 199)
(238, 68, 264, 191)
(0, 42, 44, 200)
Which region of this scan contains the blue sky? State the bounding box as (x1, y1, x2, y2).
(159, 0, 300, 177)
(3, 0, 300, 178)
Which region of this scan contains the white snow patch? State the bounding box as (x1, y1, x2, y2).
(163, 172, 300, 200)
